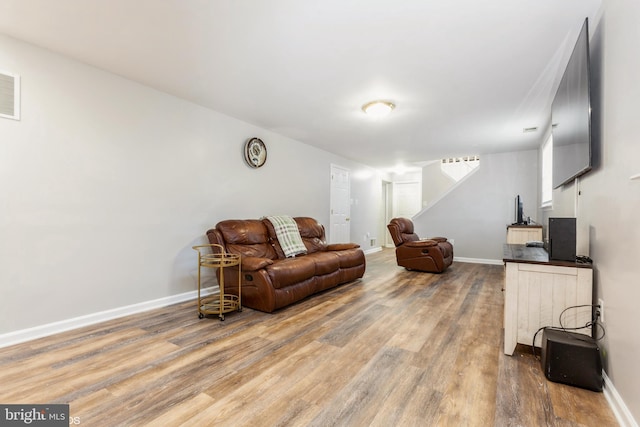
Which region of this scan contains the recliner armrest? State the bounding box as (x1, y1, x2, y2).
(429, 237, 448, 243)
(242, 256, 274, 271)
(405, 240, 438, 248)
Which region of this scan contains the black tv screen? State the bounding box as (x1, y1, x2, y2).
(514, 195, 524, 225)
(551, 18, 592, 189)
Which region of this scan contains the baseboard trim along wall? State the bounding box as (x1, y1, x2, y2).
(603, 371, 639, 427)
(0, 287, 216, 349)
(364, 247, 383, 255)
(454, 256, 504, 266)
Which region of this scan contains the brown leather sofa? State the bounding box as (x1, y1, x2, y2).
(206, 217, 366, 313)
(387, 217, 453, 273)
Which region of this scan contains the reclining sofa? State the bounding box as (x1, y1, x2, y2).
(206, 217, 366, 313)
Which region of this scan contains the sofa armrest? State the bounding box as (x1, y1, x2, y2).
(326, 243, 361, 251)
(405, 239, 438, 248)
(242, 256, 274, 271)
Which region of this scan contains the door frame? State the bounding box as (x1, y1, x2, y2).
(329, 164, 351, 244)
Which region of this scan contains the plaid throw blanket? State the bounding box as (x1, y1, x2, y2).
(266, 215, 307, 258)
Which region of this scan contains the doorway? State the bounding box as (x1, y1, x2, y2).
(382, 180, 393, 247)
(329, 164, 350, 244)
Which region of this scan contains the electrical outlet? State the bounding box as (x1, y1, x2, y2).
(598, 298, 604, 322)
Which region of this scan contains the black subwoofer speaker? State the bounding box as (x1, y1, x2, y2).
(541, 328, 603, 392)
(549, 217, 576, 261)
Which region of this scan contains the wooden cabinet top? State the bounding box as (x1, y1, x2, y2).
(502, 244, 592, 269)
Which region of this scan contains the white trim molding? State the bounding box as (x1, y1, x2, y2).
(454, 256, 504, 266)
(603, 371, 639, 427)
(364, 246, 383, 255)
(0, 287, 216, 349)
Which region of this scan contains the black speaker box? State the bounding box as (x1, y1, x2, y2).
(549, 217, 576, 261)
(541, 328, 603, 392)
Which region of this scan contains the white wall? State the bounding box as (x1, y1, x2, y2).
(422, 161, 456, 207)
(0, 34, 382, 335)
(542, 2, 640, 423)
(413, 150, 538, 261)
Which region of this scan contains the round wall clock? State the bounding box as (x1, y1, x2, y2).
(244, 137, 267, 168)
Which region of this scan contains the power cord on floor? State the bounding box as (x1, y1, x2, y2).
(531, 304, 606, 360)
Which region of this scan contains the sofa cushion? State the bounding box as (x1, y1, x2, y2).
(295, 217, 328, 254)
(332, 248, 366, 269)
(265, 257, 316, 289)
(305, 251, 340, 276)
(216, 219, 277, 259)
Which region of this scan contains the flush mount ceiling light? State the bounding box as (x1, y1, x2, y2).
(362, 100, 395, 117)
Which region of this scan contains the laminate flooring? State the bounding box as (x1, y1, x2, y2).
(0, 249, 618, 426)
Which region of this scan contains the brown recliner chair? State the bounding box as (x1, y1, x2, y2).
(387, 217, 453, 273)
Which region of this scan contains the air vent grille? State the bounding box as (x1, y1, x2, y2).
(0, 71, 20, 120)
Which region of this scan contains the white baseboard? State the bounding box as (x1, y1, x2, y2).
(364, 246, 383, 255)
(454, 256, 504, 266)
(0, 287, 216, 349)
(603, 371, 639, 427)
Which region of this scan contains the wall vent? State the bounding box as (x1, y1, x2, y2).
(0, 71, 20, 120)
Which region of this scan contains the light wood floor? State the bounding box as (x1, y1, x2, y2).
(0, 249, 617, 426)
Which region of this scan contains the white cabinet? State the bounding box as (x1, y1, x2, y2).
(506, 225, 543, 244)
(503, 245, 593, 356)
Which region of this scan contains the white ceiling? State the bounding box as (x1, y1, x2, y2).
(0, 0, 602, 170)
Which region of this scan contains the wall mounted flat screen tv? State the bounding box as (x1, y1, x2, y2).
(551, 18, 592, 189)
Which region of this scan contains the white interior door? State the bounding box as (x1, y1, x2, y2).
(330, 165, 350, 243)
(393, 181, 421, 219)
